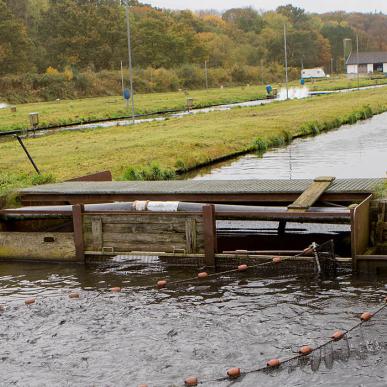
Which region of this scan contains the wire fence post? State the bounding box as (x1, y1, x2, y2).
(16, 135, 41, 175)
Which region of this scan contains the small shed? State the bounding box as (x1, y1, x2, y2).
(301, 68, 326, 79)
(346, 51, 387, 74)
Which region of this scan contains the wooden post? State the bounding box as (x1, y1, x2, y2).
(72, 204, 85, 262)
(203, 204, 217, 267)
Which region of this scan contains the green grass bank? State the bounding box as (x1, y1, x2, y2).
(1, 76, 387, 133)
(1, 87, 387, 205)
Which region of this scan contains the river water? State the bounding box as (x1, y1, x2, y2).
(1, 113, 387, 386)
(192, 112, 387, 180)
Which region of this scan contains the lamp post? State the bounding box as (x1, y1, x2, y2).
(356, 34, 360, 90)
(284, 24, 289, 100)
(125, 1, 135, 124)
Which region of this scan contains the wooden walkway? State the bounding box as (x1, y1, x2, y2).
(19, 178, 385, 206)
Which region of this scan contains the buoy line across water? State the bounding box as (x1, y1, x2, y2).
(0, 243, 385, 386)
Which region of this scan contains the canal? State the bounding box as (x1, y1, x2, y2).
(191, 111, 387, 180)
(1, 113, 387, 386)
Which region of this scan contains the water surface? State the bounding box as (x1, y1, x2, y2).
(193, 112, 387, 180)
(1, 261, 386, 386)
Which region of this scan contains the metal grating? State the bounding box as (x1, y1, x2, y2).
(20, 178, 385, 196)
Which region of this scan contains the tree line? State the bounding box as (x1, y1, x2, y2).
(1, 0, 387, 78)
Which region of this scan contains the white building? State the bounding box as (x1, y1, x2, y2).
(346, 51, 387, 74)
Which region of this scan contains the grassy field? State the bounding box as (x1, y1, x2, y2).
(1, 86, 387, 202)
(1, 76, 387, 133)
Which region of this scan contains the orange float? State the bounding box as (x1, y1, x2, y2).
(111, 287, 121, 293)
(267, 358, 281, 367)
(25, 298, 36, 305)
(227, 367, 241, 378)
(272, 256, 282, 263)
(331, 330, 345, 341)
(138, 384, 148, 387)
(198, 272, 209, 279)
(238, 264, 248, 272)
(298, 345, 313, 355)
(184, 376, 198, 386)
(157, 280, 167, 289)
(69, 292, 80, 299)
(360, 312, 373, 321)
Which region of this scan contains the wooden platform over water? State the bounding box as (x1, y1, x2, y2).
(19, 178, 384, 206)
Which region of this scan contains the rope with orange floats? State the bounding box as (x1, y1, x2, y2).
(0, 246, 311, 309)
(154, 244, 316, 290)
(4, 243, 384, 387)
(176, 297, 387, 387)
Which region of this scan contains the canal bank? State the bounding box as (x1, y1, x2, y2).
(1, 86, 387, 202)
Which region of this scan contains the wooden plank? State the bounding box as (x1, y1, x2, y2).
(203, 204, 217, 267)
(101, 232, 188, 244)
(0, 232, 76, 261)
(87, 242, 188, 254)
(66, 171, 112, 182)
(72, 204, 85, 261)
(351, 195, 372, 271)
(84, 214, 203, 225)
(96, 223, 192, 234)
(20, 192, 369, 207)
(376, 202, 386, 243)
(288, 176, 335, 212)
(91, 217, 103, 251)
(185, 218, 197, 254)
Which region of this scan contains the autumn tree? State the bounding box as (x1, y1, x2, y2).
(0, 0, 33, 75)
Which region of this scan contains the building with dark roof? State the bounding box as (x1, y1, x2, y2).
(346, 51, 387, 74)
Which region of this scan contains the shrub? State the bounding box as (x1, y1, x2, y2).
(123, 163, 176, 181)
(253, 137, 268, 152)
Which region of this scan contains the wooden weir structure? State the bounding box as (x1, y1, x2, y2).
(0, 176, 386, 273)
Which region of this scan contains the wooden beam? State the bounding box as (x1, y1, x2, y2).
(351, 195, 372, 271)
(72, 204, 85, 262)
(66, 171, 112, 182)
(203, 204, 217, 267)
(288, 176, 335, 212)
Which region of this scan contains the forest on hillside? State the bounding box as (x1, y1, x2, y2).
(1, 0, 387, 101)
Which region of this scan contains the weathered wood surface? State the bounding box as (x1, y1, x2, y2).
(203, 204, 217, 267)
(66, 170, 112, 182)
(83, 213, 204, 254)
(0, 232, 77, 261)
(288, 176, 335, 212)
(72, 204, 85, 261)
(351, 195, 372, 270)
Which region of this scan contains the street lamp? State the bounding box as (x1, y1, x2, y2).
(125, 1, 135, 124)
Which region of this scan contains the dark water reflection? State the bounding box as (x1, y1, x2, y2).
(191, 113, 387, 180)
(1, 261, 386, 386)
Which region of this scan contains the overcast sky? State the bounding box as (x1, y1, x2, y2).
(146, 0, 387, 13)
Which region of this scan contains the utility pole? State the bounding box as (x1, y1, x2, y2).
(120, 61, 125, 96)
(356, 34, 360, 90)
(260, 59, 264, 84)
(205, 60, 208, 90)
(284, 24, 289, 100)
(125, 1, 135, 124)
(331, 57, 334, 75)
